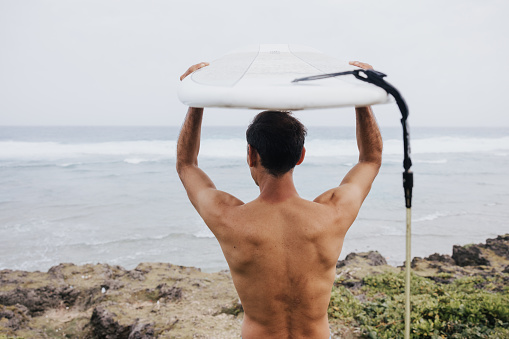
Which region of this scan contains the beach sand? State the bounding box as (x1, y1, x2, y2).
(1, 234, 508, 338)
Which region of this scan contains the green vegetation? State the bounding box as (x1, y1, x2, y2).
(218, 302, 244, 317)
(328, 272, 509, 338)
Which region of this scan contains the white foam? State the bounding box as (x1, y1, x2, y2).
(0, 140, 176, 159)
(304, 139, 358, 157)
(59, 162, 82, 167)
(199, 138, 246, 158)
(1, 135, 509, 161)
(407, 136, 509, 154)
(414, 159, 447, 164)
(194, 228, 215, 238)
(414, 212, 448, 223)
(124, 158, 150, 164)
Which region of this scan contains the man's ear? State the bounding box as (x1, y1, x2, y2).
(296, 146, 306, 166)
(247, 145, 258, 167)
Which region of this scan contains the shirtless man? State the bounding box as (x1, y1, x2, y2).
(176, 61, 382, 339)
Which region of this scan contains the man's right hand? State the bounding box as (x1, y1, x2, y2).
(180, 62, 209, 81)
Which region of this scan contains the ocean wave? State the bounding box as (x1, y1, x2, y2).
(0, 140, 176, 159)
(194, 229, 215, 238)
(50, 232, 192, 247)
(346, 232, 405, 239)
(412, 211, 472, 223)
(356, 156, 445, 165)
(1, 135, 508, 161)
(58, 162, 83, 167)
(124, 158, 154, 164)
(410, 136, 509, 154)
(414, 212, 448, 223)
(414, 159, 447, 164)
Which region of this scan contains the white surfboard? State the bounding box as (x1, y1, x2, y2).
(178, 44, 389, 110)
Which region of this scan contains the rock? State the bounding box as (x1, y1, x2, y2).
(90, 307, 131, 339)
(336, 251, 387, 268)
(0, 262, 241, 337)
(483, 234, 509, 260)
(411, 257, 424, 268)
(0, 285, 80, 316)
(156, 283, 182, 301)
(89, 307, 155, 339)
(0, 304, 29, 331)
(0, 269, 20, 285)
(448, 235, 508, 267)
(365, 251, 387, 266)
(142, 283, 182, 302)
(48, 263, 74, 280)
(452, 244, 490, 267)
(503, 265, 509, 274)
(339, 280, 363, 289)
(102, 264, 128, 280)
(102, 279, 124, 291)
(128, 269, 146, 281)
(425, 253, 455, 265)
(128, 321, 155, 339)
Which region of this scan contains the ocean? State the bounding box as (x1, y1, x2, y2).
(1, 126, 508, 272)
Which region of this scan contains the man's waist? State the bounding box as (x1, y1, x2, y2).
(241, 313, 330, 339)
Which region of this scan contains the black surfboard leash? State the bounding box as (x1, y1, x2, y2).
(293, 69, 413, 338)
(292, 69, 413, 208)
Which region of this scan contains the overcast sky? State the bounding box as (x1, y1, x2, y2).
(1, 0, 508, 127)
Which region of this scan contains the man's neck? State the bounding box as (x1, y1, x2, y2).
(257, 171, 299, 203)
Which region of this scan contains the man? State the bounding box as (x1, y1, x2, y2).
(177, 61, 382, 339)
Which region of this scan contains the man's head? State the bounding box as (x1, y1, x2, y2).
(246, 111, 307, 177)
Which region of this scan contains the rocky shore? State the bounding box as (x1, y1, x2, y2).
(1, 234, 508, 338)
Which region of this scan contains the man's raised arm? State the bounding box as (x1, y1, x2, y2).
(176, 106, 212, 198)
(314, 61, 382, 225)
(176, 63, 243, 231)
(341, 104, 383, 190)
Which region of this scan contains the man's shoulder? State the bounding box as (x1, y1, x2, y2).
(241, 196, 338, 222)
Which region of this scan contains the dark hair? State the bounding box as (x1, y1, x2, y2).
(246, 111, 307, 177)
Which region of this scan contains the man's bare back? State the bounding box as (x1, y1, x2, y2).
(217, 196, 350, 338)
(177, 61, 382, 338)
